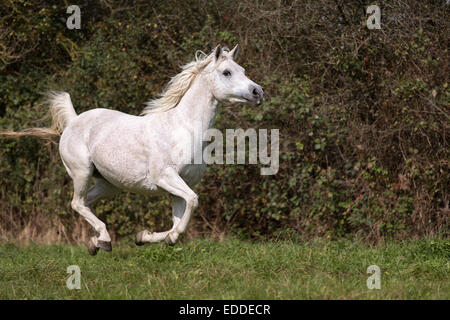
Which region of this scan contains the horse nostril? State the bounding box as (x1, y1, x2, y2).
(249, 84, 263, 100)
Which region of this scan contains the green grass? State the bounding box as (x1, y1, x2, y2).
(0, 238, 448, 299)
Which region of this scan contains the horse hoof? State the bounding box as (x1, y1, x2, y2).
(135, 231, 147, 246)
(88, 238, 99, 256)
(98, 240, 112, 252)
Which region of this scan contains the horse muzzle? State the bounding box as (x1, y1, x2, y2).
(245, 84, 264, 105)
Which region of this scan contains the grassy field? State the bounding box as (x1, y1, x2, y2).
(0, 237, 448, 299)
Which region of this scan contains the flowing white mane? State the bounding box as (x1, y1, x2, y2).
(141, 50, 215, 115)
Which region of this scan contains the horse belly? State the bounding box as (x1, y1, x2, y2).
(95, 161, 158, 194)
(90, 145, 159, 194)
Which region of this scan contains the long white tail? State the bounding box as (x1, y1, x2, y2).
(0, 91, 77, 141)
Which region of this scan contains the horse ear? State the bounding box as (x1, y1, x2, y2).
(229, 44, 239, 60)
(214, 45, 222, 62)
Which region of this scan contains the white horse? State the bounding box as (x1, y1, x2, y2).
(0, 45, 264, 255)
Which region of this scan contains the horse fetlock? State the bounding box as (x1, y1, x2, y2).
(135, 230, 153, 245)
(94, 222, 110, 241)
(165, 231, 179, 245)
(88, 237, 99, 256)
(135, 230, 148, 246)
(87, 236, 111, 255)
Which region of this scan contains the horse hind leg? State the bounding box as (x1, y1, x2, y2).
(86, 177, 120, 253)
(86, 177, 119, 209)
(67, 165, 114, 255)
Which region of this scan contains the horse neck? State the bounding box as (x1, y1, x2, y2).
(169, 73, 218, 133)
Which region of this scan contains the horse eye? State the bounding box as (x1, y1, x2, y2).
(222, 70, 231, 77)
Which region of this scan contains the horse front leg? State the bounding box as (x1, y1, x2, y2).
(135, 168, 197, 246)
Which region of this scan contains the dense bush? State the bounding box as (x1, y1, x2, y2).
(0, 0, 448, 243)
